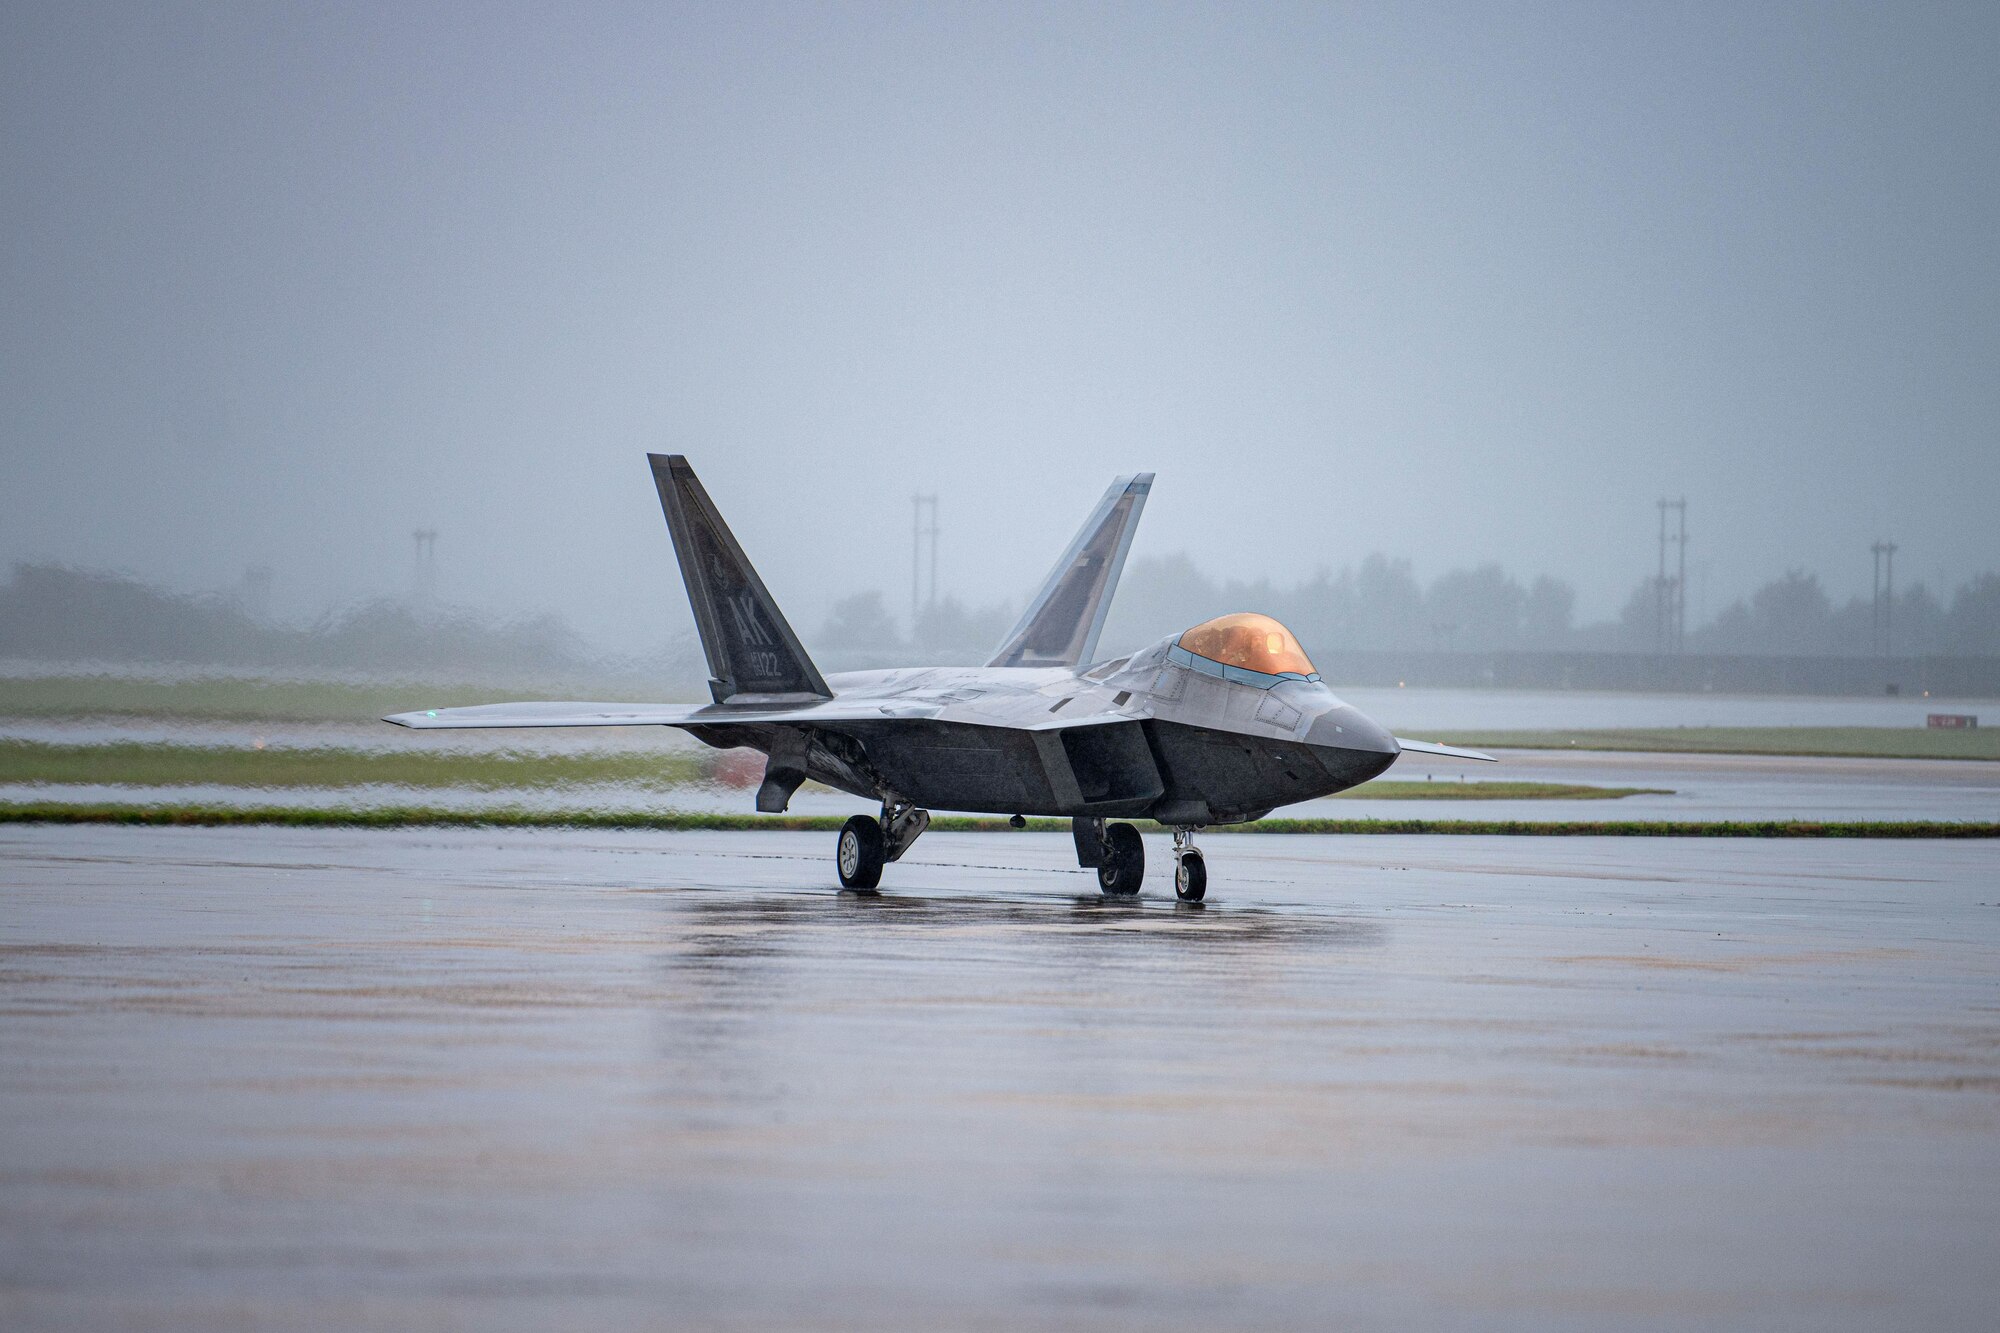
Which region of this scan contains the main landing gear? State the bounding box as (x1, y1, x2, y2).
(836, 799, 930, 890)
(1098, 823, 1145, 896)
(1073, 817, 1144, 896)
(839, 809, 1209, 900)
(1171, 827, 1207, 903)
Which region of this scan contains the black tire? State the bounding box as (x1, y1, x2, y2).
(837, 815, 885, 889)
(1174, 849, 1207, 903)
(1096, 822, 1144, 896)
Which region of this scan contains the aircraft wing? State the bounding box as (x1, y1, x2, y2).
(383, 699, 943, 730)
(1395, 737, 1498, 762)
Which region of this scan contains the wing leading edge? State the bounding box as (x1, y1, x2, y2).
(383, 698, 943, 730)
(1395, 737, 1498, 762)
(986, 473, 1153, 670)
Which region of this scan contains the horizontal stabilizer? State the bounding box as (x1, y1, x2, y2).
(1396, 737, 1498, 763)
(988, 473, 1152, 670)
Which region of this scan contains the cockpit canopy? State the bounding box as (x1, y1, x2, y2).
(1172, 613, 1319, 685)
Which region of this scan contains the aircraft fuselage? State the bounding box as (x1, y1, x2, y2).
(684, 634, 1399, 826)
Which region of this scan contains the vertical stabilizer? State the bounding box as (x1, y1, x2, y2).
(649, 454, 831, 703)
(987, 474, 1153, 669)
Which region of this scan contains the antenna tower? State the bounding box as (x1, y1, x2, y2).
(910, 494, 939, 633)
(412, 529, 438, 608)
(1655, 498, 1687, 654)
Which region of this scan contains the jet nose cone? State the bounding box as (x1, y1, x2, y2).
(1303, 703, 1396, 754)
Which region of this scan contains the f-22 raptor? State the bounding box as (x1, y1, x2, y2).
(386, 457, 1492, 901)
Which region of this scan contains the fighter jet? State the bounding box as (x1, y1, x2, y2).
(386, 456, 1492, 901)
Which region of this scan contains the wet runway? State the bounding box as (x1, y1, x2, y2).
(3, 826, 1997, 1330)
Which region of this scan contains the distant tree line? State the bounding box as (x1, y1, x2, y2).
(819, 555, 2000, 663)
(1614, 568, 2000, 658)
(0, 563, 592, 677)
(9, 557, 1997, 679)
(816, 591, 1017, 668)
(1098, 554, 1578, 658)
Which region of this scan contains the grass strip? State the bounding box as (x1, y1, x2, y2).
(0, 739, 706, 790)
(2, 802, 1991, 838)
(1436, 726, 1998, 761)
(1334, 781, 1667, 800)
(0, 677, 668, 722)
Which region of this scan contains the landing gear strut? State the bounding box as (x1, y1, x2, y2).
(1172, 827, 1207, 903)
(836, 798, 930, 890)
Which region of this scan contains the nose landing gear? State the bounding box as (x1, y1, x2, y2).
(1172, 827, 1207, 903)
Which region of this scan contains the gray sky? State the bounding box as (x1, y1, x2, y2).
(4, 1, 1995, 652)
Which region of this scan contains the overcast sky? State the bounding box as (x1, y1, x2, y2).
(4, 1, 1995, 652)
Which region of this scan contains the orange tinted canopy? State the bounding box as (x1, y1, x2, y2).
(1176, 613, 1316, 678)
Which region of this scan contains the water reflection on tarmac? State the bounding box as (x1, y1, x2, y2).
(2, 827, 1997, 1330)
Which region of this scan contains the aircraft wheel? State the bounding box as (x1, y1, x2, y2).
(837, 815, 885, 889)
(1096, 822, 1144, 896)
(1174, 849, 1207, 903)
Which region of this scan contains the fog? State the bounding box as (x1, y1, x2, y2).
(4, 2, 1995, 659)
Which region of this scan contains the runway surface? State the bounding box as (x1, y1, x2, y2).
(3, 826, 1997, 1330)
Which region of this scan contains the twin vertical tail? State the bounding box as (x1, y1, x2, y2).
(652, 456, 1149, 693)
(649, 454, 831, 704)
(987, 473, 1153, 669)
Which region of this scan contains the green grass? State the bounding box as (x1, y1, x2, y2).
(1436, 726, 1998, 761)
(1332, 780, 1667, 800)
(0, 741, 1661, 800)
(0, 802, 1990, 837)
(0, 676, 667, 722)
(0, 740, 706, 789)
